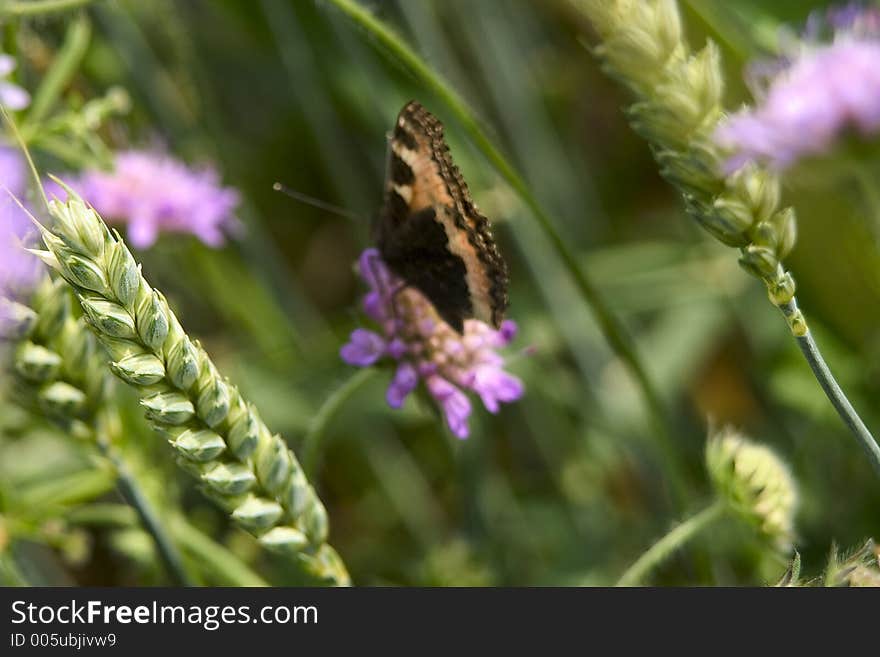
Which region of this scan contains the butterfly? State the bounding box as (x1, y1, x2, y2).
(375, 101, 509, 334)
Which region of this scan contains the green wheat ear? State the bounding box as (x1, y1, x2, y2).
(32, 190, 350, 586)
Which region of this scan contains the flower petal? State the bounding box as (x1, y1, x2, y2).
(340, 328, 386, 367)
(0, 81, 30, 111)
(0, 55, 16, 77)
(472, 367, 524, 413)
(426, 375, 472, 439)
(386, 362, 418, 408)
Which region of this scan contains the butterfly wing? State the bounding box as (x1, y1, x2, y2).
(377, 101, 509, 332)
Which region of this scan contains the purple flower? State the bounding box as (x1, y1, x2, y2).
(715, 4, 880, 171)
(0, 146, 41, 298)
(0, 146, 41, 339)
(0, 55, 30, 111)
(70, 150, 240, 249)
(340, 248, 524, 439)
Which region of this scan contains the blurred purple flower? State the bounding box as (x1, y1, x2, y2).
(0, 54, 30, 111)
(72, 150, 240, 249)
(339, 248, 524, 439)
(1, 145, 41, 338)
(715, 4, 880, 171)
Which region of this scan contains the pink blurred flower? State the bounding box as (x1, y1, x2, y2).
(74, 150, 240, 249)
(0, 146, 41, 298)
(0, 54, 30, 111)
(715, 4, 880, 170)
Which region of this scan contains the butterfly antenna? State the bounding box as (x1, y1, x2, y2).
(272, 182, 364, 222)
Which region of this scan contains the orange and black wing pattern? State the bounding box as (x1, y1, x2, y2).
(377, 101, 509, 333)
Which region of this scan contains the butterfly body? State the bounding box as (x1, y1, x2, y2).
(376, 101, 509, 333)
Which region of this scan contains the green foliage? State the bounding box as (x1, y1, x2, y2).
(1, 0, 879, 587)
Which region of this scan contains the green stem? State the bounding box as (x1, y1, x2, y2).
(617, 500, 726, 586)
(302, 367, 376, 477)
(23, 14, 91, 129)
(0, 553, 28, 586)
(779, 300, 880, 477)
(0, 0, 97, 16)
(95, 442, 194, 586)
(322, 0, 674, 474)
(169, 517, 268, 587)
(68, 504, 268, 586)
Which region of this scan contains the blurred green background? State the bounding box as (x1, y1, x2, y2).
(2, 0, 879, 586)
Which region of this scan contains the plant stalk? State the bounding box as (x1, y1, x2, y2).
(95, 441, 194, 586)
(302, 367, 376, 477)
(617, 500, 726, 586)
(779, 301, 880, 477)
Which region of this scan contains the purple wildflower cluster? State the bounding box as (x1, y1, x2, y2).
(72, 150, 240, 249)
(715, 3, 880, 170)
(340, 248, 523, 438)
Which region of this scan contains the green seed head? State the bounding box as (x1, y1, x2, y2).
(15, 341, 62, 382)
(0, 299, 38, 340)
(201, 462, 257, 496)
(107, 240, 141, 308)
(258, 526, 310, 555)
(110, 353, 166, 386)
(706, 428, 798, 551)
(62, 254, 111, 295)
(136, 291, 169, 352)
(141, 391, 196, 426)
(38, 381, 88, 419)
(171, 428, 227, 462)
(232, 496, 284, 533)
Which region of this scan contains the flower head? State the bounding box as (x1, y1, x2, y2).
(706, 427, 798, 551)
(716, 3, 880, 170)
(340, 248, 523, 438)
(71, 150, 240, 249)
(0, 54, 30, 111)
